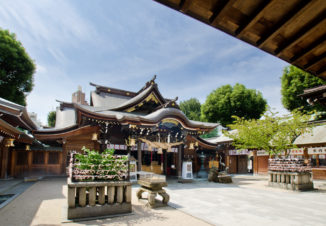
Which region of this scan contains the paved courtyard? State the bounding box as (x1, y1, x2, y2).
(0, 175, 325, 226)
(165, 176, 326, 226)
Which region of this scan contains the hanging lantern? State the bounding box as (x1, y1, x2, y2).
(130, 138, 136, 146)
(91, 133, 98, 141)
(5, 138, 15, 147)
(25, 144, 30, 151)
(189, 142, 194, 150)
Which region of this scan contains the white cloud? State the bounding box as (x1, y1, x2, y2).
(0, 0, 291, 124)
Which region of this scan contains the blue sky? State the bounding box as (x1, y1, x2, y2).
(0, 0, 289, 124)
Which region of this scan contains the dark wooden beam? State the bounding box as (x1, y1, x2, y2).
(305, 52, 326, 70)
(235, 0, 272, 37)
(275, 10, 326, 56)
(209, 0, 229, 24)
(317, 65, 326, 75)
(257, 1, 312, 48)
(179, 0, 191, 12)
(291, 34, 326, 63)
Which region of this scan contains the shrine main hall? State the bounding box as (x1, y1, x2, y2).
(30, 76, 219, 179)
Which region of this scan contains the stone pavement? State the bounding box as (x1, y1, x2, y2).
(0, 175, 325, 226)
(0, 178, 210, 226)
(166, 175, 326, 226)
(0, 179, 34, 209)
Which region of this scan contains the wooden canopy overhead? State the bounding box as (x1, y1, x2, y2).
(155, 0, 326, 79)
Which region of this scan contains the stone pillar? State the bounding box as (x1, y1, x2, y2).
(286, 174, 290, 184)
(117, 186, 123, 203)
(89, 187, 96, 206)
(137, 141, 142, 171)
(108, 186, 115, 204)
(68, 187, 76, 208)
(125, 185, 131, 203)
(78, 187, 86, 207)
(269, 173, 273, 182)
(98, 187, 105, 205)
(281, 173, 285, 183)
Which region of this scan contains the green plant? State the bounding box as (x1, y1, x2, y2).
(72, 147, 129, 181)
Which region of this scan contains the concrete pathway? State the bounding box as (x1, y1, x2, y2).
(166, 175, 326, 226)
(0, 178, 210, 226)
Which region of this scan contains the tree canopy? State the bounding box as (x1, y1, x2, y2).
(47, 111, 56, 127)
(201, 83, 267, 126)
(225, 110, 312, 156)
(0, 28, 35, 105)
(179, 98, 201, 121)
(281, 65, 326, 113)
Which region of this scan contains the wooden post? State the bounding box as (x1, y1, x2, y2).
(163, 149, 167, 175)
(137, 141, 142, 171)
(44, 151, 49, 174)
(28, 151, 33, 176)
(253, 150, 258, 175)
(62, 142, 67, 175)
(59, 152, 63, 175)
(0, 143, 9, 179)
(10, 150, 16, 177)
(177, 144, 183, 178)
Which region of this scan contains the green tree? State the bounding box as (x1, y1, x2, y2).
(225, 110, 312, 156)
(47, 111, 56, 127)
(179, 98, 201, 121)
(0, 28, 35, 105)
(201, 83, 267, 126)
(281, 65, 326, 113)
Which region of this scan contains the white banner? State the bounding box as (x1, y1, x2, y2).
(308, 147, 326, 155)
(229, 149, 249, 155)
(288, 148, 304, 155)
(257, 150, 269, 156)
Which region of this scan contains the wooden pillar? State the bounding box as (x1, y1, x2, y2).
(10, 150, 16, 177)
(62, 142, 67, 175)
(316, 154, 320, 167)
(253, 150, 258, 174)
(0, 143, 9, 179)
(163, 149, 167, 175)
(28, 151, 33, 176)
(45, 151, 49, 174)
(177, 144, 183, 178)
(137, 141, 142, 171)
(59, 152, 63, 174)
